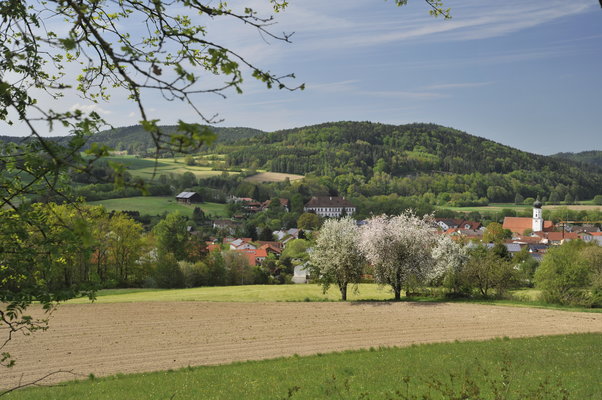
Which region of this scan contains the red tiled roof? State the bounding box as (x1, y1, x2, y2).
(502, 217, 554, 233)
(546, 232, 579, 242)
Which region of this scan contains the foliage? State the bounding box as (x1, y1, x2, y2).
(358, 212, 436, 300)
(483, 222, 512, 243)
(297, 213, 322, 230)
(431, 235, 469, 295)
(154, 253, 185, 289)
(153, 212, 191, 261)
(463, 245, 518, 297)
(535, 240, 601, 306)
(309, 217, 365, 301)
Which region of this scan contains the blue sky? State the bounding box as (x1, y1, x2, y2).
(14, 0, 602, 155)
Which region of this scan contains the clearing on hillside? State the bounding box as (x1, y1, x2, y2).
(244, 172, 304, 183)
(2, 302, 601, 388)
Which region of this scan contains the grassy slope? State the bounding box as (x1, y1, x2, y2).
(6, 334, 601, 399)
(87, 196, 228, 217)
(103, 156, 241, 180)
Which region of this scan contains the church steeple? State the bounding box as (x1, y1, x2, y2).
(532, 197, 543, 232)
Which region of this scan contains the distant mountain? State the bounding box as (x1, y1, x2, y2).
(552, 151, 602, 168)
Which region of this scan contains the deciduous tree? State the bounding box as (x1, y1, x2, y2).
(310, 217, 364, 301)
(358, 212, 436, 300)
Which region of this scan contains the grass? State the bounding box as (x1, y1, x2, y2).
(67, 284, 395, 304)
(102, 155, 247, 180)
(65, 285, 602, 313)
(87, 196, 228, 217)
(5, 333, 601, 399)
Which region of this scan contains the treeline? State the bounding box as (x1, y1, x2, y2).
(217, 122, 601, 202)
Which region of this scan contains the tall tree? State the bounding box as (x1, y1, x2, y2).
(310, 218, 364, 301)
(153, 212, 190, 261)
(358, 212, 436, 300)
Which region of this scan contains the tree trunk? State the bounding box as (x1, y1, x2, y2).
(340, 283, 348, 301)
(394, 287, 401, 301)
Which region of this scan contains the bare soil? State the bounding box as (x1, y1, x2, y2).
(2, 302, 602, 388)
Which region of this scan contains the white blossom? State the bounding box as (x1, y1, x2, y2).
(309, 217, 365, 300)
(358, 211, 436, 300)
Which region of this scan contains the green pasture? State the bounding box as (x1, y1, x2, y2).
(64, 285, 601, 313)
(87, 196, 228, 217)
(67, 284, 394, 304)
(5, 333, 601, 399)
(101, 155, 244, 179)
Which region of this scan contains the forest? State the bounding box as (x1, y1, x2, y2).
(216, 122, 602, 203)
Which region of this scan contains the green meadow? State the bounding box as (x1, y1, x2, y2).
(5, 334, 600, 399)
(102, 155, 245, 180)
(67, 284, 394, 304)
(64, 285, 602, 313)
(87, 196, 228, 217)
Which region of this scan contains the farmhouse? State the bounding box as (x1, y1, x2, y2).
(175, 191, 202, 204)
(304, 196, 356, 218)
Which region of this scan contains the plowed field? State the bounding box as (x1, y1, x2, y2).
(3, 302, 602, 388)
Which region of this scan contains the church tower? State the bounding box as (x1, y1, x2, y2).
(532, 199, 543, 232)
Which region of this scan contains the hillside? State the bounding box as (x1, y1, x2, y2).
(221, 122, 602, 203)
(552, 151, 602, 168)
(0, 125, 264, 153)
(87, 125, 264, 153)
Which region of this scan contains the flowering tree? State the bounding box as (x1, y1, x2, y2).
(358, 212, 435, 300)
(310, 217, 365, 301)
(431, 235, 469, 295)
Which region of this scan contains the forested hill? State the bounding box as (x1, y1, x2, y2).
(552, 151, 602, 169)
(0, 125, 264, 152)
(222, 121, 602, 203)
(86, 125, 264, 152)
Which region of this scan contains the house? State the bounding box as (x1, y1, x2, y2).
(261, 198, 290, 212)
(226, 238, 257, 250)
(304, 196, 356, 217)
(234, 248, 268, 266)
(435, 219, 482, 231)
(545, 231, 579, 245)
(175, 191, 202, 204)
(292, 263, 311, 284)
(212, 219, 241, 234)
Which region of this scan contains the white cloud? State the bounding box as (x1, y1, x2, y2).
(69, 103, 112, 115)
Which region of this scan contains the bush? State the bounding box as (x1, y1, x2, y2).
(179, 260, 210, 288)
(535, 240, 598, 306)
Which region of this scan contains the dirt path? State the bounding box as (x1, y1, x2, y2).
(2, 302, 601, 388)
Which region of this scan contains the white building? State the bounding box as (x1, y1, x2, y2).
(303, 196, 356, 218)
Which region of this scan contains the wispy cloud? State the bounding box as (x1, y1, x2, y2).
(69, 103, 112, 115)
(423, 82, 493, 90)
(361, 90, 448, 100)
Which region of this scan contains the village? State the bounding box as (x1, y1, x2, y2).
(175, 191, 602, 283)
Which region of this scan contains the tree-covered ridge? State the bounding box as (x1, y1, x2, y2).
(0, 125, 265, 154)
(223, 122, 602, 202)
(552, 151, 602, 169)
(88, 125, 265, 152)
